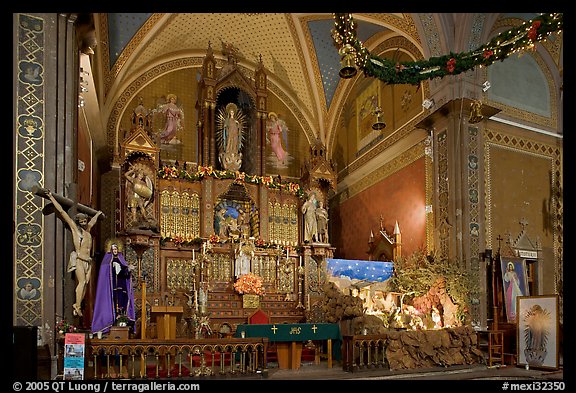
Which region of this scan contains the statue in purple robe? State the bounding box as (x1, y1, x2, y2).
(91, 243, 136, 334)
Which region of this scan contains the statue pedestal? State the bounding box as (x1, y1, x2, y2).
(109, 326, 129, 340)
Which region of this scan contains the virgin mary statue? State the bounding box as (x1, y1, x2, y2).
(91, 241, 136, 334)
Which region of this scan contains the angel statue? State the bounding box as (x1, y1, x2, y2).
(216, 102, 246, 171)
(124, 165, 154, 227)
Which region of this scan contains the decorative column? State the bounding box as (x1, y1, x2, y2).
(125, 229, 157, 339)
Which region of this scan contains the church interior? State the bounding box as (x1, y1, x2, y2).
(12, 12, 563, 380)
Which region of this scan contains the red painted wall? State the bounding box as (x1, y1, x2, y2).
(332, 157, 427, 260)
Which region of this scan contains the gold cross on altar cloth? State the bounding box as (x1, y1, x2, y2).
(312, 324, 318, 333)
(271, 325, 278, 334)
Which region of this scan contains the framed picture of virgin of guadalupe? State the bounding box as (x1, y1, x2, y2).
(500, 256, 529, 323)
(516, 295, 559, 370)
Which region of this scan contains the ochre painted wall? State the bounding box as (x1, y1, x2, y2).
(333, 157, 427, 260)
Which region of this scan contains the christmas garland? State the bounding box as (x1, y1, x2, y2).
(332, 13, 563, 85)
(158, 164, 305, 198)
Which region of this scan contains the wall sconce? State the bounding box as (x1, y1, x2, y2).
(482, 249, 493, 264)
(468, 99, 484, 124)
(482, 81, 491, 92)
(371, 107, 386, 130)
(338, 44, 357, 79)
(422, 98, 435, 110)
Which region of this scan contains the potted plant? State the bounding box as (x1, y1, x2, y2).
(116, 315, 130, 327)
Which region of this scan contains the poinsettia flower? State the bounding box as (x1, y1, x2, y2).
(289, 183, 300, 193)
(395, 62, 406, 73)
(446, 58, 456, 73)
(528, 21, 541, 41)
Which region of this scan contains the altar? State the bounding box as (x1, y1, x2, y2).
(235, 323, 341, 369)
(90, 43, 338, 347)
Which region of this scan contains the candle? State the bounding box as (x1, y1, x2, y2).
(300, 256, 303, 267)
(286, 248, 289, 259)
(203, 242, 206, 254)
(307, 294, 310, 311)
(193, 249, 195, 260)
(194, 290, 198, 311)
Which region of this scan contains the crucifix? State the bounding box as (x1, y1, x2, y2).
(32, 185, 105, 318)
(32, 185, 104, 219)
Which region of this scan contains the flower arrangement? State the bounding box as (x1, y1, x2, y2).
(233, 273, 264, 296)
(56, 319, 77, 335)
(172, 235, 185, 246)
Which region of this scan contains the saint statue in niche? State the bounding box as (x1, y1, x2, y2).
(124, 164, 154, 228)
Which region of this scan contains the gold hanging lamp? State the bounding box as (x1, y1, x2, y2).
(338, 44, 357, 79)
(372, 107, 386, 130)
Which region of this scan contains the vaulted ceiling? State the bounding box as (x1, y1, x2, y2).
(92, 13, 414, 157)
(86, 13, 562, 168)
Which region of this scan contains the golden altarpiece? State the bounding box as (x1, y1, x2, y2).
(108, 44, 337, 339)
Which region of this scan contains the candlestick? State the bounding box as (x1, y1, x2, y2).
(286, 247, 289, 259)
(194, 289, 198, 312)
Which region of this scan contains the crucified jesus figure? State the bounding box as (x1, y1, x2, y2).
(46, 190, 103, 316)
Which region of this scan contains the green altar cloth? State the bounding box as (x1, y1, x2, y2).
(235, 323, 341, 360)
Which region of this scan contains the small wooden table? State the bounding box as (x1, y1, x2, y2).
(150, 306, 183, 339)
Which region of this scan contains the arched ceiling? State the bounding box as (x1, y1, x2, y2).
(96, 13, 413, 146)
(89, 13, 562, 167)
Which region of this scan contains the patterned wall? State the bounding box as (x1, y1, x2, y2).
(120, 68, 198, 164)
(14, 14, 45, 326)
(484, 129, 562, 321)
(466, 125, 482, 324)
(436, 130, 449, 258)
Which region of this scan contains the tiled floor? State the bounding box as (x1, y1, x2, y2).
(261, 361, 564, 380)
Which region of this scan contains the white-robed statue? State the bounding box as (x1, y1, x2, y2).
(235, 236, 255, 278)
(302, 193, 318, 243)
